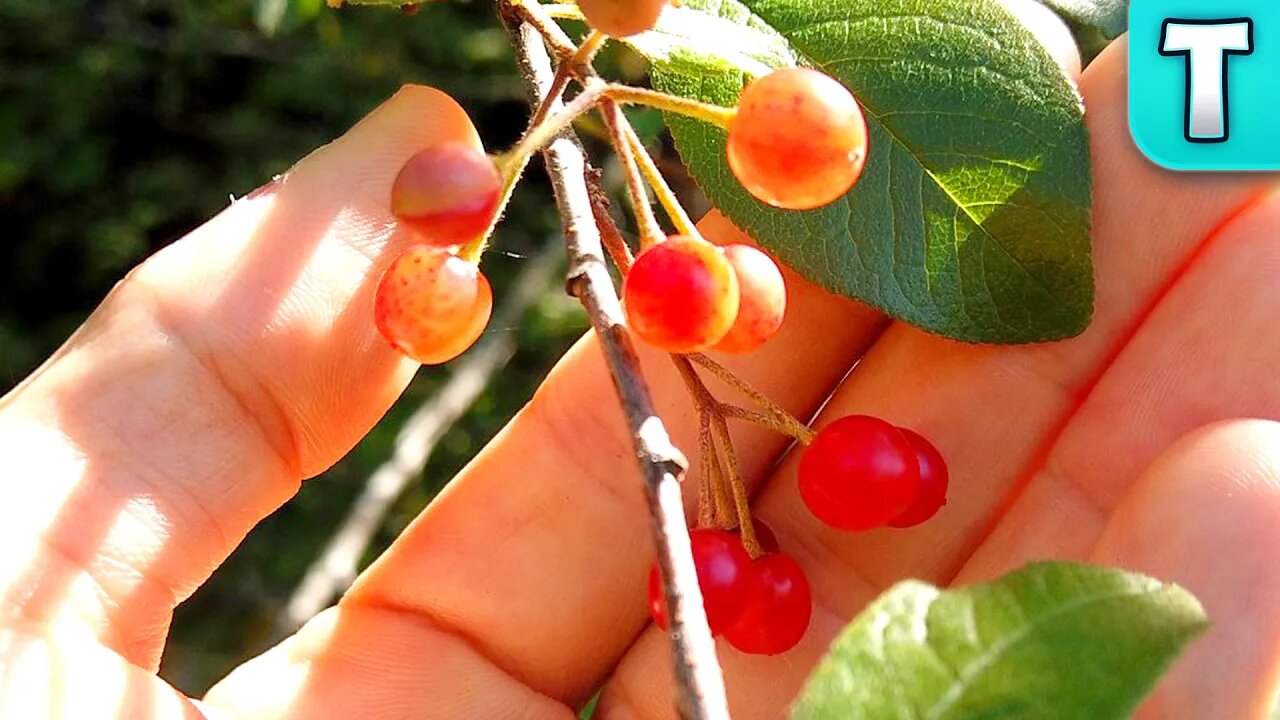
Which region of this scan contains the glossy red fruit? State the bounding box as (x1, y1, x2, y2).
(374, 246, 493, 365)
(390, 142, 502, 247)
(623, 235, 740, 353)
(727, 68, 868, 210)
(723, 552, 812, 655)
(578, 0, 666, 37)
(648, 529, 753, 635)
(751, 518, 780, 554)
(798, 415, 921, 531)
(712, 245, 787, 354)
(888, 429, 949, 528)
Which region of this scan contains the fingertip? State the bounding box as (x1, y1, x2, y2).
(282, 83, 484, 218)
(697, 210, 756, 247)
(337, 83, 482, 156)
(1094, 419, 1280, 720)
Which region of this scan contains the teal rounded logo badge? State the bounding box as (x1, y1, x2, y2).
(1130, 0, 1279, 170)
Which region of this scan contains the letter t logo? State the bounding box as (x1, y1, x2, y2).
(1160, 18, 1255, 143)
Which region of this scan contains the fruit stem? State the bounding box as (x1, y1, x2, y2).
(585, 167, 636, 273)
(672, 356, 734, 529)
(697, 414, 715, 528)
(464, 44, 578, 263)
(529, 53, 576, 130)
(607, 85, 737, 130)
(711, 412, 764, 559)
(574, 29, 607, 70)
(622, 124, 701, 240)
(538, 2, 583, 21)
(687, 352, 816, 445)
(498, 81, 734, 182)
(496, 80, 606, 180)
(720, 404, 812, 445)
(510, 0, 704, 245)
(704, 423, 734, 528)
(602, 99, 665, 251)
(510, 0, 578, 57)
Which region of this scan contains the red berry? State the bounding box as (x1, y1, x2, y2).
(391, 142, 502, 247)
(888, 429, 949, 528)
(578, 0, 666, 37)
(712, 245, 787, 354)
(723, 552, 812, 655)
(624, 235, 740, 353)
(798, 415, 921, 531)
(727, 68, 868, 210)
(648, 529, 753, 635)
(374, 246, 493, 365)
(751, 518, 780, 554)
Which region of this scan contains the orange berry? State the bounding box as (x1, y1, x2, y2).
(713, 244, 786, 354)
(727, 68, 868, 210)
(577, 0, 666, 37)
(623, 235, 739, 353)
(374, 246, 492, 364)
(391, 142, 502, 247)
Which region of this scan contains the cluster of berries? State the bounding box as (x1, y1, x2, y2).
(648, 524, 811, 656)
(376, 140, 502, 364)
(375, 65, 868, 363)
(370, 11, 938, 661)
(622, 66, 868, 354)
(647, 418, 948, 656)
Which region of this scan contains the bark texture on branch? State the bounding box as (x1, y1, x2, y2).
(499, 9, 731, 719)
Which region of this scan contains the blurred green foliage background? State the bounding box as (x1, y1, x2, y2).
(0, 0, 679, 696)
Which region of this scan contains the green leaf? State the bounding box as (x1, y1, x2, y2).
(791, 562, 1208, 720)
(1037, 0, 1129, 64)
(627, 0, 1094, 343)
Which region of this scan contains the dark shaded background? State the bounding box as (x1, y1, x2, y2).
(0, 0, 680, 697)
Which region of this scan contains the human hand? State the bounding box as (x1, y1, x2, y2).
(1, 18, 1278, 720)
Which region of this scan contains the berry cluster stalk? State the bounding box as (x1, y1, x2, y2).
(499, 9, 732, 720)
(500, 0, 820, 561)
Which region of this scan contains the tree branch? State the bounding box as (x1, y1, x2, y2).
(276, 241, 564, 635)
(500, 9, 731, 719)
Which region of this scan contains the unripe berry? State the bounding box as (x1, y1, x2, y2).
(623, 235, 740, 353)
(374, 246, 492, 365)
(798, 415, 921, 531)
(577, 0, 666, 37)
(723, 552, 812, 656)
(391, 142, 502, 247)
(888, 429, 949, 528)
(712, 244, 787, 354)
(727, 68, 868, 210)
(647, 529, 753, 635)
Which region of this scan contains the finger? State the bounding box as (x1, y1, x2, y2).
(204, 606, 577, 720)
(957, 183, 1280, 580)
(0, 85, 477, 666)
(1089, 420, 1280, 720)
(205, 211, 888, 715)
(0, 620, 202, 719)
(599, 37, 1279, 719)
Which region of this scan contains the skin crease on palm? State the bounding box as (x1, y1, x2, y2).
(1, 2, 1280, 717)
